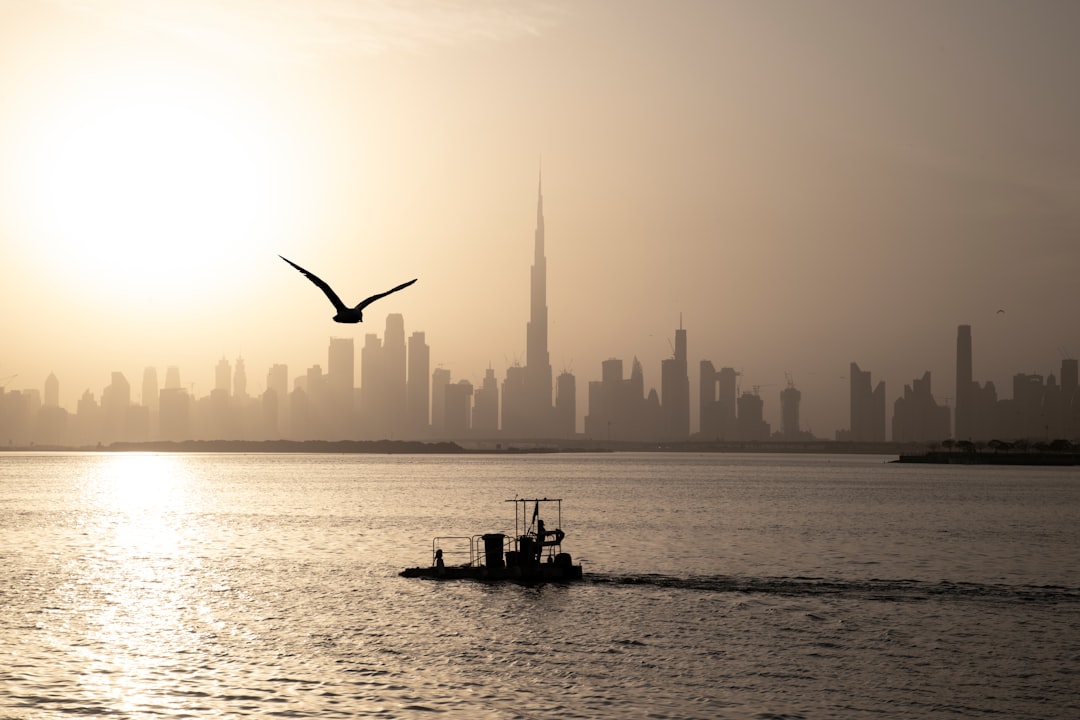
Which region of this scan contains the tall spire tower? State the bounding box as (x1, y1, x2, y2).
(524, 166, 553, 432)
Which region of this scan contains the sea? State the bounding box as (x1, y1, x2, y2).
(1, 451, 1078, 719)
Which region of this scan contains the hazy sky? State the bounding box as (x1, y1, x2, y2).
(2, 0, 1078, 437)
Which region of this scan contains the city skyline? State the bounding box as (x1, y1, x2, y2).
(3, 312, 1077, 446)
(2, 2, 1079, 439)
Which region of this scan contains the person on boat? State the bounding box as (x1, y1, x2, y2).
(534, 520, 566, 562)
(434, 548, 445, 575)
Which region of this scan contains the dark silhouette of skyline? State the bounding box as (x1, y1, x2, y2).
(2, 179, 1079, 448)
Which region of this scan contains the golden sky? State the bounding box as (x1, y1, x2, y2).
(2, 0, 1078, 437)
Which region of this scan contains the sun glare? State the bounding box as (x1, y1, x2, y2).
(19, 64, 291, 299)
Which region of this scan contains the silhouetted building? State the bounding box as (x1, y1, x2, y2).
(846, 362, 885, 442)
(44, 372, 59, 408)
(955, 324, 973, 440)
(585, 357, 660, 441)
(444, 380, 473, 437)
(358, 316, 409, 438)
(215, 357, 231, 395)
(504, 170, 563, 437)
(407, 331, 430, 436)
(159, 387, 191, 441)
(736, 391, 770, 441)
(141, 367, 159, 436)
(233, 357, 248, 400)
(37, 373, 67, 445)
(100, 372, 131, 443)
(328, 337, 355, 433)
(555, 370, 576, 436)
(382, 314, 408, 437)
(660, 323, 690, 441)
(892, 371, 950, 443)
(431, 367, 451, 436)
(699, 362, 737, 440)
(779, 382, 802, 439)
(1008, 373, 1047, 440)
(473, 368, 499, 435)
(74, 390, 100, 445)
(1061, 358, 1079, 440)
(500, 364, 527, 437)
(0, 388, 34, 446)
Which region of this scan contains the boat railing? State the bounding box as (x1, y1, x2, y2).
(432, 536, 472, 567)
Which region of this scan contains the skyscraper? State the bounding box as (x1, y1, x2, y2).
(955, 324, 973, 440)
(383, 314, 407, 437)
(849, 362, 886, 442)
(233, 357, 248, 399)
(660, 322, 689, 440)
(780, 382, 801, 439)
(328, 337, 355, 434)
(44, 372, 60, 408)
(407, 331, 430, 436)
(215, 357, 231, 395)
(504, 168, 555, 437)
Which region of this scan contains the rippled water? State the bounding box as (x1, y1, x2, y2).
(2, 452, 1078, 719)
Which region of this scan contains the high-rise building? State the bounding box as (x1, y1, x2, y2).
(358, 316, 409, 438)
(141, 367, 158, 413)
(660, 322, 689, 440)
(584, 357, 660, 441)
(44, 372, 59, 408)
(736, 391, 770, 441)
(891, 371, 950, 442)
(407, 331, 430, 436)
(780, 382, 801, 439)
(955, 324, 973, 440)
(328, 337, 355, 434)
(431, 368, 451, 436)
(444, 380, 474, 437)
(383, 314, 407, 437)
(233, 357, 248, 399)
(699, 362, 738, 440)
(555, 371, 576, 436)
(100, 372, 131, 443)
(265, 364, 288, 438)
(504, 169, 562, 437)
(215, 357, 231, 395)
(848, 362, 886, 442)
(1062, 358, 1079, 440)
(473, 368, 499, 435)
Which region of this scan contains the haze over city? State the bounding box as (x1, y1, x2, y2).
(2, 1, 1079, 438)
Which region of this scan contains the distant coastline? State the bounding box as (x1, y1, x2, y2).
(3, 439, 1078, 464)
(894, 449, 1080, 466)
(1, 438, 925, 455)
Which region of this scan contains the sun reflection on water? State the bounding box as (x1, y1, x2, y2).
(81, 452, 193, 553)
(72, 453, 204, 714)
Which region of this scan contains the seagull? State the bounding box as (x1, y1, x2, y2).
(279, 255, 417, 324)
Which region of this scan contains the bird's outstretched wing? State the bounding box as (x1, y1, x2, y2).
(280, 255, 348, 313)
(355, 278, 418, 311)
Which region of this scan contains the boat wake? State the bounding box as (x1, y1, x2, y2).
(586, 572, 1080, 605)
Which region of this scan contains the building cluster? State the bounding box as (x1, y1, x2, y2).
(2, 173, 1078, 447)
(841, 325, 1080, 444)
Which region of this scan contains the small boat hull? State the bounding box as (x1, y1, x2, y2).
(400, 562, 583, 583)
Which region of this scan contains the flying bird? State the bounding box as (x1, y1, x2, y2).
(279, 255, 417, 324)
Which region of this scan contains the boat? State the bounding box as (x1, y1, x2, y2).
(400, 497, 583, 582)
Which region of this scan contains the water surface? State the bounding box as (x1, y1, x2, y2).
(2, 452, 1078, 718)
